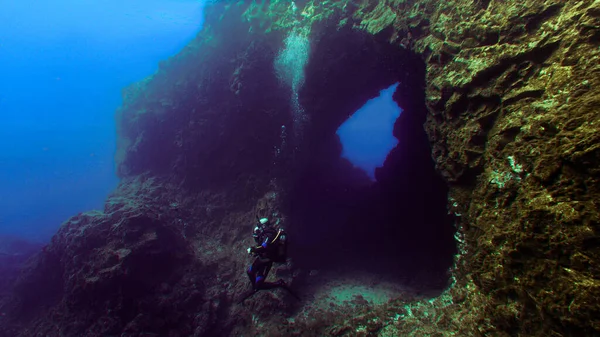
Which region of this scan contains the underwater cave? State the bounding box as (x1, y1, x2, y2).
(286, 26, 457, 292)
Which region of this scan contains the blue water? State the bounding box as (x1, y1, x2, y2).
(0, 0, 206, 242)
(337, 83, 402, 180)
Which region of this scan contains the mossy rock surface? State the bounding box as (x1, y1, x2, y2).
(2, 1, 599, 336)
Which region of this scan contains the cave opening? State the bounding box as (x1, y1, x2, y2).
(286, 26, 457, 293)
(337, 82, 402, 180)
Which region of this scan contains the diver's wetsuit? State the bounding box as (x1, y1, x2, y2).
(246, 226, 286, 290)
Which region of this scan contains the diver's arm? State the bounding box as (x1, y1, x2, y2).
(253, 237, 270, 252)
(249, 234, 274, 255)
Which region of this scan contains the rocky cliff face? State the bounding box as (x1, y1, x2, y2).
(0, 237, 42, 305)
(1, 1, 598, 336)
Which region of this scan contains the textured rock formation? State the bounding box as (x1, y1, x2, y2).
(2, 0, 598, 336)
(0, 236, 42, 304)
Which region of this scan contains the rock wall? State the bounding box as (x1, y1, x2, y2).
(0, 237, 42, 305)
(232, 1, 600, 334)
(417, 0, 600, 335)
(2, 1, 598, 336)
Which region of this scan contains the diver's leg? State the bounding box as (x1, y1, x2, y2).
(247, 258, 261, 287)
(253, 259, 270, 290)
(257, 280, 284, 289)
(259, 261, 287, 289)
(259, 277, 300, 299)
(264, 261, 273, 280)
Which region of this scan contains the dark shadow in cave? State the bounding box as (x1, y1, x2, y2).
(286, 23, 457, 293)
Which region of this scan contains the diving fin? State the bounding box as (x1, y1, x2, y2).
(237, 280, 300, 304)
(277, 279, 301, 301)
(238, 289, 259, 304)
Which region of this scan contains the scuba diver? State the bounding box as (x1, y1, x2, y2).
(239, 217, 299, 303)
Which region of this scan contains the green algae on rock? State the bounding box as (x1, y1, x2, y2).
(235, 0, 600, 335)
(2, 0, 599, 336)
